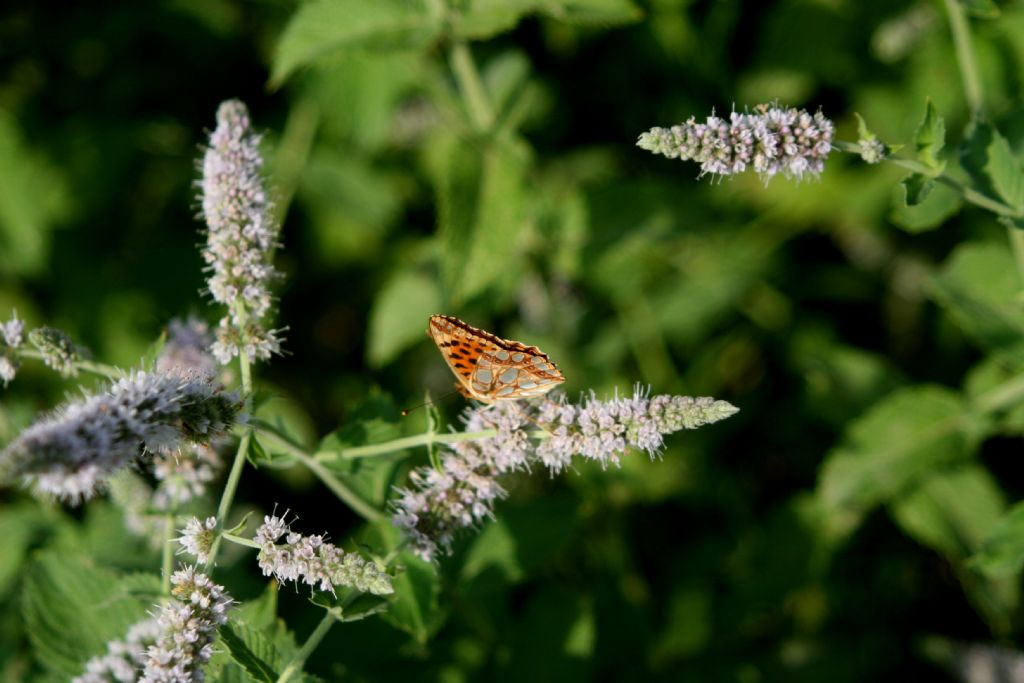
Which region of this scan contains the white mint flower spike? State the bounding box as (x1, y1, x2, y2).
(637, 103, 834, 182)
(255, 514, 394, 596)
(0, 371, 240, 503)
(200, 99, 283, 364)
(140, 567, 232, 683)
(74, 618, 161, 683)
(393, 386, 738, 561)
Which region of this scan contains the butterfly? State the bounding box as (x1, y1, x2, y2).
(428, 315, 565, 403)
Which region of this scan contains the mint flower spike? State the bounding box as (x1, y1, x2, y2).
(29, 325, 83, 377)
(200, 99, 283, 364)
(74, 618, 161, 683)
(140, 567, 232, 683)
(255, 514, 394, 596)
(637, 103, 834, 182)
(158, 317, 218, 379)
(0, 371, 240, 503)
(0, 312, 24, 385)
(393, 386, 739, 561)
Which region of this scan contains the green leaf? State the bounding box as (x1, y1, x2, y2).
(0, 109, 69, 276)
(931, 241, 1024, 366)
(270, 0, 442, 87)
(972, 501, 1024, 577)
(361, 523, 442, 642)
(983, 127, 1024, 211)
(426, 134, 530, 302)
(460, 496, 579, 586)
(318, 396, 407, 508)
(890, 180, 961, 232)
(235, 581, 280, 630)
(912, 99, 946, 172)
(949, 114, 1022, 218)
(892, 466, 1018, 633)
(454, 0, 641, 39)
(0, 503, 42, 598)
(542, 0, 643, 25)
(454, 0, 541, 40)
(817, 385, 974, 529)
(219, 622, 282, 683)
(22, 553, 155, 678)
(958, 0, 1000, 18)
(367, 270, 441, 367)
(891, 465, 1006, 559)
(900, 173, 935, 207)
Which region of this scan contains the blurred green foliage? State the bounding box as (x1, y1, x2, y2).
(5, 0, 1024, 680)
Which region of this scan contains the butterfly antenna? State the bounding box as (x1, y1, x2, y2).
(401, 390, 459, 416)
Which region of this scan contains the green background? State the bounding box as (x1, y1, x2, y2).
(3, 0, 1024, 680)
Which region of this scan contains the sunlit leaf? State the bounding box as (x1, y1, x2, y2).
(271, 0, 442, 87)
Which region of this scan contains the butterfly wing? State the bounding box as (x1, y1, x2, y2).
(428, 315, 495, 401)
(478, 339, 565, 400)
(428, 315, 565, 403)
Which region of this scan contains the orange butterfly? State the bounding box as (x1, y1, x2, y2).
(428, 315, 565, 403)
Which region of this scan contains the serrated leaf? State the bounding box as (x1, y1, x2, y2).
(931, 241, 1024, 367)
(219, 622, 283, 683)
(913, 99, 946, 172)
(900, 173, 935, 206)
(360, 523, 442, 642)
(817, 385, 973, 522)
(235, 581, 280, 630)
(984, 127, 1024, 211)
(22, 553, 154, 678)
(271, 0, 442, 87)
(366, 271, 441, 367)
(960, 116, 1000, 202)
(972, 502, 1024, 577)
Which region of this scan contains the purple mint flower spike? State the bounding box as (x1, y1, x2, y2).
(393, 386, 738, 561)
(200, 100, 283, 364)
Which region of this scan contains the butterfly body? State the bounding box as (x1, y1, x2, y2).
(428, 315, 565, 403)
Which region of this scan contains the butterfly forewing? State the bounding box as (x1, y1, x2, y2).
(428, 315, 565, 403)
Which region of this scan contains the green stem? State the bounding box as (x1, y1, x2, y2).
(449, 40, 494, 131)
(318, 429, 499, 460)
(206, 349, 255, 567)
(290, 448, 385, 523)
(17, 348, 123, 379)
(276, 608, 339, 683)
(161, 513, 175, 596)
(944, 0, 984, 114)
(836, 141, 1019, 217)
(252, 418, 505, 461)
